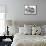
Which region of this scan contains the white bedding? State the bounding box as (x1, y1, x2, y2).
(11, 33, 46, 46)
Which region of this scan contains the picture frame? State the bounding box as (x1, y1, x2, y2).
(24, 5, 37, 15)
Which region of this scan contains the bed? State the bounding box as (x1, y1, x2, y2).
(11, 21, 46, 46)
(11, 33, 46, 46)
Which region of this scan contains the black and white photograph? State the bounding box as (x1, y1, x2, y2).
(24, 5, 36, 15)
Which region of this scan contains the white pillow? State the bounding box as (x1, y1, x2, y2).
(19, 27, 32, 35)
(19, 27, 25, 34)
(24, 27, 32, 35)
(24, 24, 32, 29)
(32, 26, 41, 35)
(24, 24, 32, 35)
(42, 25, 46, 35)
(8, 26, 19, 36)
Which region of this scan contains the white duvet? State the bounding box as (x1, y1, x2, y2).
(11, 33, 46, 46)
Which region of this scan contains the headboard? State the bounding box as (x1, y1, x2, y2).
(6, 20, 46, 27)
(15, 21, 46, 27)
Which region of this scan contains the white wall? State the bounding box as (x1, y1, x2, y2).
(0, 0, 46, 22)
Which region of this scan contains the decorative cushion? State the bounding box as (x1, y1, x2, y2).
(32, 26, 41, 35)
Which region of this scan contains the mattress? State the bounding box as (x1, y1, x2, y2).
(11, 33, 46, 46)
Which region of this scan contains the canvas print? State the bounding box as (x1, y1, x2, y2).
(24, 5, 36, 15)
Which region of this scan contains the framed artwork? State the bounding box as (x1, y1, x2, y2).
(24, 5, 37, 15)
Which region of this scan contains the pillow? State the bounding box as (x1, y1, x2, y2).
(32, 26, 41, 35)
(24, 24, 32, 29)
(24, 24, 32, 35)
(40, 25, 45, 35)
(8, 26, 19, 36)
(42, 25, 46, 35)
(19, 27, 25, 34)
(24, 27, 32, 35)
(19, 27, 32, 35)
